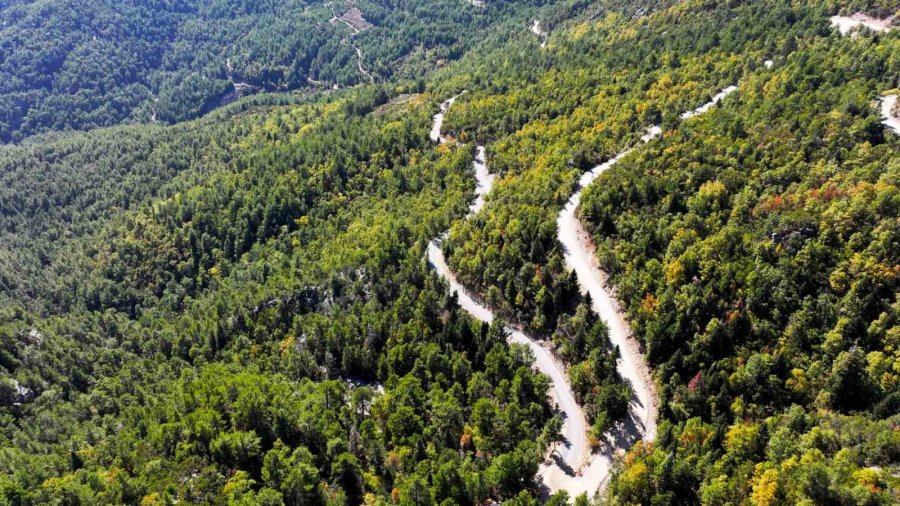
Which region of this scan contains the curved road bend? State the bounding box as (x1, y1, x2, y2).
(427, 86, 738, 499)
(881, 93, 900, 135)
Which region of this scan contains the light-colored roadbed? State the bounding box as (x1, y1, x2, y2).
(426, 85, 737, 499)
(830, 14, 894, 35)
(427, 96, 594, 497)
(880, 93, 900, 134)
(553, 85, 738, 498)
(355, 46, 374, 83)
(531, 20, 548, 48)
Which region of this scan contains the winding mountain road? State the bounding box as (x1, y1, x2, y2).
(831, 17, 899, 137)
(427, 86, 738, 499)
(531, 20, 548, 48)
(429, 95, 459, 143)
(355, 46, 374, 83)
(881, 94, 900, 135)
(830, 13, 894, 35)
(427, 96, 593, 496)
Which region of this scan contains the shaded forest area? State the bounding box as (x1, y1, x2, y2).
(0, 0, 545, 142)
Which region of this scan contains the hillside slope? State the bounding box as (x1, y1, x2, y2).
(0, 0, 898, 504)
(0, 0, 545, 142)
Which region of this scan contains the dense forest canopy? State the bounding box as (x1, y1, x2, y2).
(579, 19, 900, 504)
(0, 0, 898, 504)
(1, 84, 561, 504)
(0, 0, 546, 142)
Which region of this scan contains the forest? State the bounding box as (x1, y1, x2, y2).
(0, 0, 545, 142)
(579, 25, 899, 504)
(0, 0, 898, 504)
(1, 85, 566, 504)
(437, 0, 899, 502)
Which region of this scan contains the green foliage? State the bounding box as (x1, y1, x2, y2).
(0, 85, 554, 504)
(437, 0, 832, 437)
(2, 0, 899, 504)
(0, 0, 548, 142)
(576, 7, 900, 504)
(433, 0, 899, 502)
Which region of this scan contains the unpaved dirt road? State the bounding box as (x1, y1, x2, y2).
(429, 95, 460, 143)
(427, 96, 594, 497)
(830, 14, 894, 35)
(881, 94, 900, 134)
(426, 86, 737, 499)
(553, 85, 738, 496)
(355, 46, 374, 83)
(531, 19, 548, 48)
